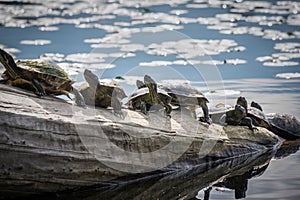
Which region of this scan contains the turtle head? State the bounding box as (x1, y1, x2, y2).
(144, 75, 157, 87)
(0, 49, 19, 79)
(84, 69, 99, 87)
(250, 101, 263, 111)
(144, 75, 157, 92)
(237, 96, 248, 111)
(0, 49, 10, 66)
(144, 75, 159, 103)
(136, 80, 146, 89)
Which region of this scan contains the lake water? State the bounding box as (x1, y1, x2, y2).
(0, 0, 300, 199)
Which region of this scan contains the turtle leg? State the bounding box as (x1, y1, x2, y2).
(140, 101, 148, 115)
(154, 102, 171, 117)
(7, 78, 33, 87)
(45, 88, 72, 99)
(46, 87, 85, 108)
(111, 97, 125, 119)
(241, 117, 257, 130)
(200, 103, 212, 124)
(7, 78, 46, 96)
(164, 103, 172, 117)
(72, 87, 86, 108)
(32, 79, 47, 96)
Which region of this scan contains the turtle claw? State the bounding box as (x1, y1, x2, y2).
(34, 89, 46, 96)
(199, 117, 212, 125)
(205, 117, 212, 125)
(250, 126, 258, 131)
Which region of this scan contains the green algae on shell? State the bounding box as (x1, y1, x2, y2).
(16, 60, 71, 80)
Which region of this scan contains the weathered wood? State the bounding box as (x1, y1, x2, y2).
(0, 84, 281, 198)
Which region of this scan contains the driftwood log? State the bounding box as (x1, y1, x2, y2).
(0, 84, 280, 198)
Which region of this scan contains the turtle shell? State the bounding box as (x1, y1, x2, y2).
(6, 59, 75, 93)
(128, 87, 171, 110)
(79, 79, 126, 108)
(248, 107, 268, 122)
(266, 113, 300, 139)
(248, 107, 300, 139)
(244, 106, 271, 129)
(159, 82, 209, 106)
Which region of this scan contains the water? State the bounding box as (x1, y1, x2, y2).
(0, 0, 300, 199)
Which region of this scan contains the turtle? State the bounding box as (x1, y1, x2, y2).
(78, 69, 127, 117)
(266, 113, 300, 138)
(158, 82, 212, 124)
(127, 75, 172, 116)
(0, 48, 85, 107)
(226, 96, 300, 139)
(225, 97, 256, 130)
(247, 104, 300, 140)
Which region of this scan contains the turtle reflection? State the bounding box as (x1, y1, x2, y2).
(196, 141, 300, 200)
(275, 140, 300, 159)
(197, 163, 269, 199)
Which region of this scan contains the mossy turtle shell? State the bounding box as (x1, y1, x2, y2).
(3, 59, 75, 92)
(79, 78, 127, 108)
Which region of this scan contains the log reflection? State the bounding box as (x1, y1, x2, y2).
(28, 150, 276, 200)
